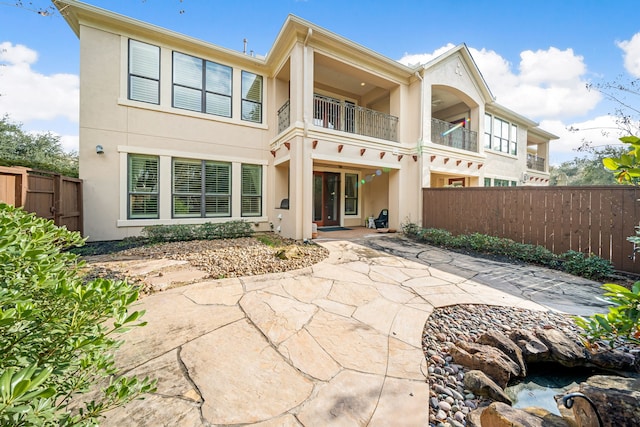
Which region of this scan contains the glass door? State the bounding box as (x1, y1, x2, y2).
(313, 172, 340, 226)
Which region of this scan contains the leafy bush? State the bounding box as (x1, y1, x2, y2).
(0, 203, 155, 426)
(560, 250, 614, 281)
(574, 282, 640, 349)
(142, 220, 253, 243)
(574, 135, 640, 349)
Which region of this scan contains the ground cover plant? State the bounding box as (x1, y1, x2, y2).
(0, 203, 155, 426)
(401, 222, 614, 281)
(70, 221, 255, 257)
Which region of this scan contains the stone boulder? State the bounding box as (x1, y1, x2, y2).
(477, 402, 570, 427)
(509, 328, 550, 363)
(463, 370, 512, 404)
(589, 348, 638, 372)
(535, 327, 588, 367)
(477, 329, 527, 377)
(571, 375, 640, 427)
(451, 341, 521, 388)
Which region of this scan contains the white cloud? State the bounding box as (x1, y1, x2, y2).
(59, 134, 79, 153)
(616, 33, 640, 77)
(398, 45, 601, 121)
(542, 115, 626, 164)
(0, 41, 79, 123)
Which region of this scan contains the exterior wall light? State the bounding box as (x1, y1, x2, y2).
(96, 145, 104, 154)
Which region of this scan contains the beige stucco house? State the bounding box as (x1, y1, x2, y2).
(55, 0, 557, 242)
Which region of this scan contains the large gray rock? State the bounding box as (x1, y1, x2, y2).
(535, 327, 588, 367)
(571, 375, 640, 427)
(477, 329, 527, 377)
(589, 348, 638, 372)
(463, 370, 512, 404)
(509, 328, 550, 363)
(451, 341, 521, 388)
(479, 402, 570, 427)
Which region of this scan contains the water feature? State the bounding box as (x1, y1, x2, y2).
(505, 364, 598, 415)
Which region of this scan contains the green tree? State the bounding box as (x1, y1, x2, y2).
(0, 204, 156, 425)
(0, 115, 78, 177)
(549, 145, 626, 186)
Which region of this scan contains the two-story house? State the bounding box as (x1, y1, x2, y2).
(55, 0, 556, 242)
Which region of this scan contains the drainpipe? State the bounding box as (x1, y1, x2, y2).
(303, 28, 313, 137)
(415, 70, 424, 228)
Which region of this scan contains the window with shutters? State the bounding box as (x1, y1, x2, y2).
(129, 40, 160, 104)
(241, 164, 262, 217)
(172, 52, 232, 117)
(128, 154, 159, 219)
(344, 173, 358, 215)
(241, 71, 262, 123)
(172, 159, 231, 218)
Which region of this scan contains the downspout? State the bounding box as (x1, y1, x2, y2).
(303, 28, 313, 137)
(415, 70, 424, 228)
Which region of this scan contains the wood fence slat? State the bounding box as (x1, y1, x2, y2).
(422, 187, 640, 275)
(0, 166, 82, 234)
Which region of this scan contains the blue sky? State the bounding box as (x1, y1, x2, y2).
(1, 0, 639, 163)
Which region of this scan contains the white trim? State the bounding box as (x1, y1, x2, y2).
(117, 216, 268, 228)
(116, 97, 269, 130)
(117, 145, 268, 165)
(311, 153, 401, 170)
(274, 154, 291, 167)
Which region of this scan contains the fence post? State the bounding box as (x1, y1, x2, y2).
(53, 173, 62, 227)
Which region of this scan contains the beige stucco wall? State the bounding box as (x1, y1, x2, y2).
(70, 5, 553, 241)
(79, 25, 271, 241)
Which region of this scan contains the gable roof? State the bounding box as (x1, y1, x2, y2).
(420, 44, 495, 103)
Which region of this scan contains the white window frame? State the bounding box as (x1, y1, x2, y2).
(128, 154, 159, 219)
(128, 39, 160, 104)
(241, 71, 263, 123)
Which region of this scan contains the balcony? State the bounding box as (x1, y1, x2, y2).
(312, 95, 398, 142)
(527, 153, 546, 172)
(276, 96, 399, 142)
(431, 118, 478, 152)
(278, 100, 290, 134)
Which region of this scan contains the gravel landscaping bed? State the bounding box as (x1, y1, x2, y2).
(81, 236, 329, 296)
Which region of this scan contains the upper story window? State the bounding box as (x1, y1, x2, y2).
(241, 71, 263, 123)
(128, 40, 160, 104)
(172, 52, 232, 117)
(484, 113, 517, 155)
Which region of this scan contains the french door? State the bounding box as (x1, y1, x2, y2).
(313, 172, 340, 226)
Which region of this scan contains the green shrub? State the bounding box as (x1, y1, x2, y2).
(401, 222, 609, 280)
(416, 228, 454, 246)
(560, 250, 614, 281)
(142, 220, 253, 243)
(574, 282, 640, 349)
(0, 203, 155, 426)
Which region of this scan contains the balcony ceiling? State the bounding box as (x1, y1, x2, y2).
(431, 89, 461, 113)
(314, 54, 395, 97)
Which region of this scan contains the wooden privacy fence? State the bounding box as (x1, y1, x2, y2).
(0, 166, 83, 234)
(422, 186, 640, 275)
